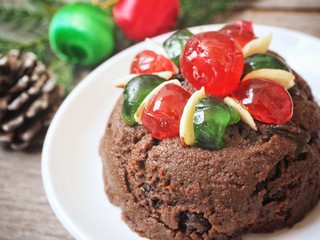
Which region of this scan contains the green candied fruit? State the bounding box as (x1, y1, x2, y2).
(228, 106, 241, 125)
(122, 74, 165, 125)
(193, 95, 240, 150)
(243, 53, 291, 77)
(163, 29, 193, 67)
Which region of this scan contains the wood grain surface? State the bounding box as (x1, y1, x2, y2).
(1, 0, 319, 239)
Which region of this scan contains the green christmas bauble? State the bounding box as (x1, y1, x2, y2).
(49, 2, 114, 66)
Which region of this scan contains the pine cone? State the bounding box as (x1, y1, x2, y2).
(0, 50, 64, 150)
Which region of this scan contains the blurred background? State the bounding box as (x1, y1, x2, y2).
(0, 0, 319, 239)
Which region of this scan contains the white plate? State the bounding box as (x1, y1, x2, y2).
(42, 24, 320, 240)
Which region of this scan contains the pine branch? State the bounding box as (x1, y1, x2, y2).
(178, 0, 235, 28)
(0, 4, 51, 42)
(49, 58, 75, 96)
(0, 2, 55, 65)
(26, 0, 67, 15)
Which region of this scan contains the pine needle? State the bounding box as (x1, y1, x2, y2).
(0, 5, 51, 41)
(49, 58, 75, 96)
(178, 0, 235, 28)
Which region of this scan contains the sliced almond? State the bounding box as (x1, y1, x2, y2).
(134, 79, 181, 124)
(224, 97, 257, 131)
(243, 34, 272, 58)
(114, 71, 174, 88)
(179, 87, 206, 146)
(242, 69, 295, 89)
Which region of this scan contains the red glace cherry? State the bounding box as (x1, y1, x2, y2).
(130, 50, 177, 74)
(219, 20, 256, 47)
(141, 84, 191, 139)
(231, 78, 293, 124)
(180, 31, 244, 97)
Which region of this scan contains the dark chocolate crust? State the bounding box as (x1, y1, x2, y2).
(100, 72, 320, 240)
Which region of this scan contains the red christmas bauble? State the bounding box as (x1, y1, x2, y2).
(113, 0, 179, 41)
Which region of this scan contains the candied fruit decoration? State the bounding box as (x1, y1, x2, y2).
(141, 84, 191, 139)
(180, 31, 244, 97)
(180, 87, 206, 146)
(122, 74, 165, 125)
(193, 95, 240, 150)
(243, 53, 291, 77)
(130, 50, 177, 74)
(219, 20, 256, 47)
(134, 80, 181, 124)
(163, 28, 193, 67)
(242, 34, 272, 58)
(231, 78, 293, 124)
(224, 97, 257, 131)
(242, 69, 295, 89)
(242, 53, 295, 89)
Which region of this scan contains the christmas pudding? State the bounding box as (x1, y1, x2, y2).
(99, 21, 320, 240)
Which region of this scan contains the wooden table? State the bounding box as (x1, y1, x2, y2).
(1, 0, 319, 239)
